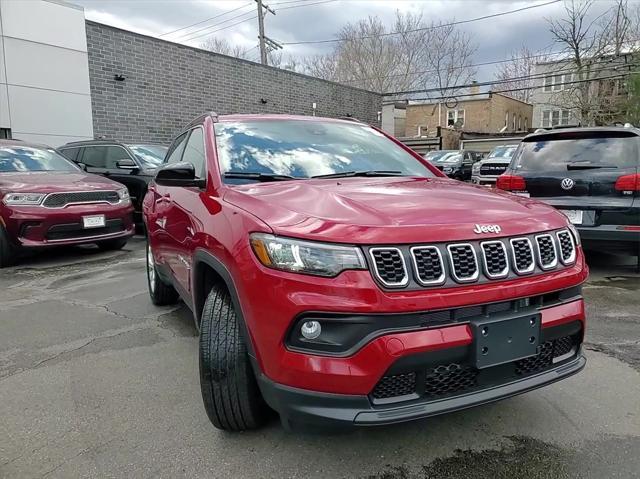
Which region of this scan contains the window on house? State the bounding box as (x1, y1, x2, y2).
(512, 113, 516, 131)
(0, 128, 10, 139)
(417, 125, 428, 136)
(447, 109, 465, 127)
(543, 73, 574, 92)
(518, 116, 522, 131)
(541, 109, 571, 128)
(505, 112, 509, 127)
(524, 117, 528, 130)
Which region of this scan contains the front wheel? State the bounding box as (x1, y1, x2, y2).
(199, 285, 268, 431)
(146, 242, 178, 305)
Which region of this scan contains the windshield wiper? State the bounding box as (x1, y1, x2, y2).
(566, 163, 618, 170)
(311, 170, 405, 179)
(223, 172, 298, 182)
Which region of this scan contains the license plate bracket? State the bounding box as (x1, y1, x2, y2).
(472, 311, 541, 369)
(82, 215, 106, 229)
(561, 209, 583, 225)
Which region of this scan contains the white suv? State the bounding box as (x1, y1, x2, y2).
(471, 144, 519, 186)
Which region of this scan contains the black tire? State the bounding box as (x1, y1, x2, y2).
(0, 227, 17, 268)
(97, 237, 128, 251)
(146, 242, 179, 305)
(199, 284, 268, 431)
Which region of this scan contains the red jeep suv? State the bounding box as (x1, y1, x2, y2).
(143, 114, 588, 431)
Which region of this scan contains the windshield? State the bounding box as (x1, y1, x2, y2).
(513, 136, 639, 171)
(214, 120, 433, 182)
(488, 146, 518, 159)
(0, 146, 79, 172)
(128, 144, 167, 167)
(432, 152, 462, 164)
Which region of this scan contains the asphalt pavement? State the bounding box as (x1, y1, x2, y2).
(1, 237, 638, 479)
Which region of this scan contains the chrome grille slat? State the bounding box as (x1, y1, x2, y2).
(366, 229, 575, 289)
(43, 190, 120, 208)
(369, 247, 408, 287)
(447, 243, 479, 283)
(535, 234, 558, 270)
(410, 246, 445, 286)
(510, 237, 535, 275)
(557, 230, 576, 265)
(480, 241, 509, 279)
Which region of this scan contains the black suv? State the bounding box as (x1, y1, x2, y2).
(425, 150, 483, 181)
(497, 127, 640, 264)
(58, 140, 167, 225)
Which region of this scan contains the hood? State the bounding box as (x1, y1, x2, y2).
(0, 172, 123, 194)
(223, 177, 570, 244)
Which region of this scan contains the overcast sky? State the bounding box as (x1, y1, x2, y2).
(71, 0, 617, 80)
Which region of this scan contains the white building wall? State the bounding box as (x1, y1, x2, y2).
(0, 0, 93, 146)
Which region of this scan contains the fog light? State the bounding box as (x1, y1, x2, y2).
(301, 321, 321, 340)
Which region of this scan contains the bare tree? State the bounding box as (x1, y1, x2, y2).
(200, 37, 250, 59)
(494, 46, 548, 103)
(421, 20, 477, 99)
(546, 0, 636, 125)
(302, 11, 476, 94)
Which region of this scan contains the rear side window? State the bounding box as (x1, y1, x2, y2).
(488, 146, 518, 159)
(182, 128, 206, 178)
(59, 147, 79, 161)
(514, 134, 639, 172)
(80, 146, 131, 168)
(165, 133, 189, 165)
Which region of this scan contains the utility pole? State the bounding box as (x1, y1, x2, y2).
(255, 0, 280, 66)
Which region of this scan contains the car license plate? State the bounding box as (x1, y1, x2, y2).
(472, 312, 541, 369)
(82, 215, 106, 229)
(561, 209, 583, 225)
(511, 191, 530, 197)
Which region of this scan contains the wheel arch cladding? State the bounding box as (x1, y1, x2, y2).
(192, 248, 258, 359)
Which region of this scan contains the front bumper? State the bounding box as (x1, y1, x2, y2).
(471, 175, 498, 186)
(2, 202, 135, 247)
(258, 352, 585, 429)
(577, 224, 640, 253)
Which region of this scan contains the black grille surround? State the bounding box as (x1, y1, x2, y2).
(46, 219, 125, 241)
(43, 191, 120, 208)
(479, 163, 509, 176)
(365, 229, 577, 291)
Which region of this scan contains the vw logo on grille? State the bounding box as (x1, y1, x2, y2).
(561, 178, 575, 190)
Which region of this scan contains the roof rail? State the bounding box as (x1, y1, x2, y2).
(338, 116, 365, 124)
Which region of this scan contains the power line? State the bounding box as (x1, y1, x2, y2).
(175, 9, 257, 42)
(277, 0, 340, 10)
(280, 0, 562, 45)
(181, 14, 259, 43)
(383, 69, 640, 104)
(159, 2, 253, 37)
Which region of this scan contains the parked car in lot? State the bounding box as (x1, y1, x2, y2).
(144, 114, 587, 432)
(58, 140, 167, 226)
(471, 144, 520, 186)
(0, 140, 134, 267)
(424, 149, 483, 181)
(496, 127, 640, 264)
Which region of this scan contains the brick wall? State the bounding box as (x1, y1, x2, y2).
(404, 94, 533, 137)
(85, 21, 382, 143)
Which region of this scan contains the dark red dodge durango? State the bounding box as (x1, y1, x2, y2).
(0, 140, 134, 266)
(143, 114, 588, 431)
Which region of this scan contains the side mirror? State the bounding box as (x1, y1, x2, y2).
(116, 158, 138, 170)
(155, 162, 205, 188)
(76, 162, 88, 171)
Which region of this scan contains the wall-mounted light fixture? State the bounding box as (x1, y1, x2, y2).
(260, 98, 268, 104)
(114, 74, 126, 82)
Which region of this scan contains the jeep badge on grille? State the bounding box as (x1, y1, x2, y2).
(474, 224, 502, 234)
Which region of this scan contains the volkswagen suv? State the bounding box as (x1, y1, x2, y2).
(143, 114, 587, 431)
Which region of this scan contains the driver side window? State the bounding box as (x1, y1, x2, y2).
(181, 128, 206, 179)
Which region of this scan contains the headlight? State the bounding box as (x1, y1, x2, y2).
(117, 188, 130, 201)
(249, 233, 366, 277)
(567, 222, 581, 245)
(2, 192, 45, 205)
(443, 167, 453, 173)
(472, 163, 480, 173)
